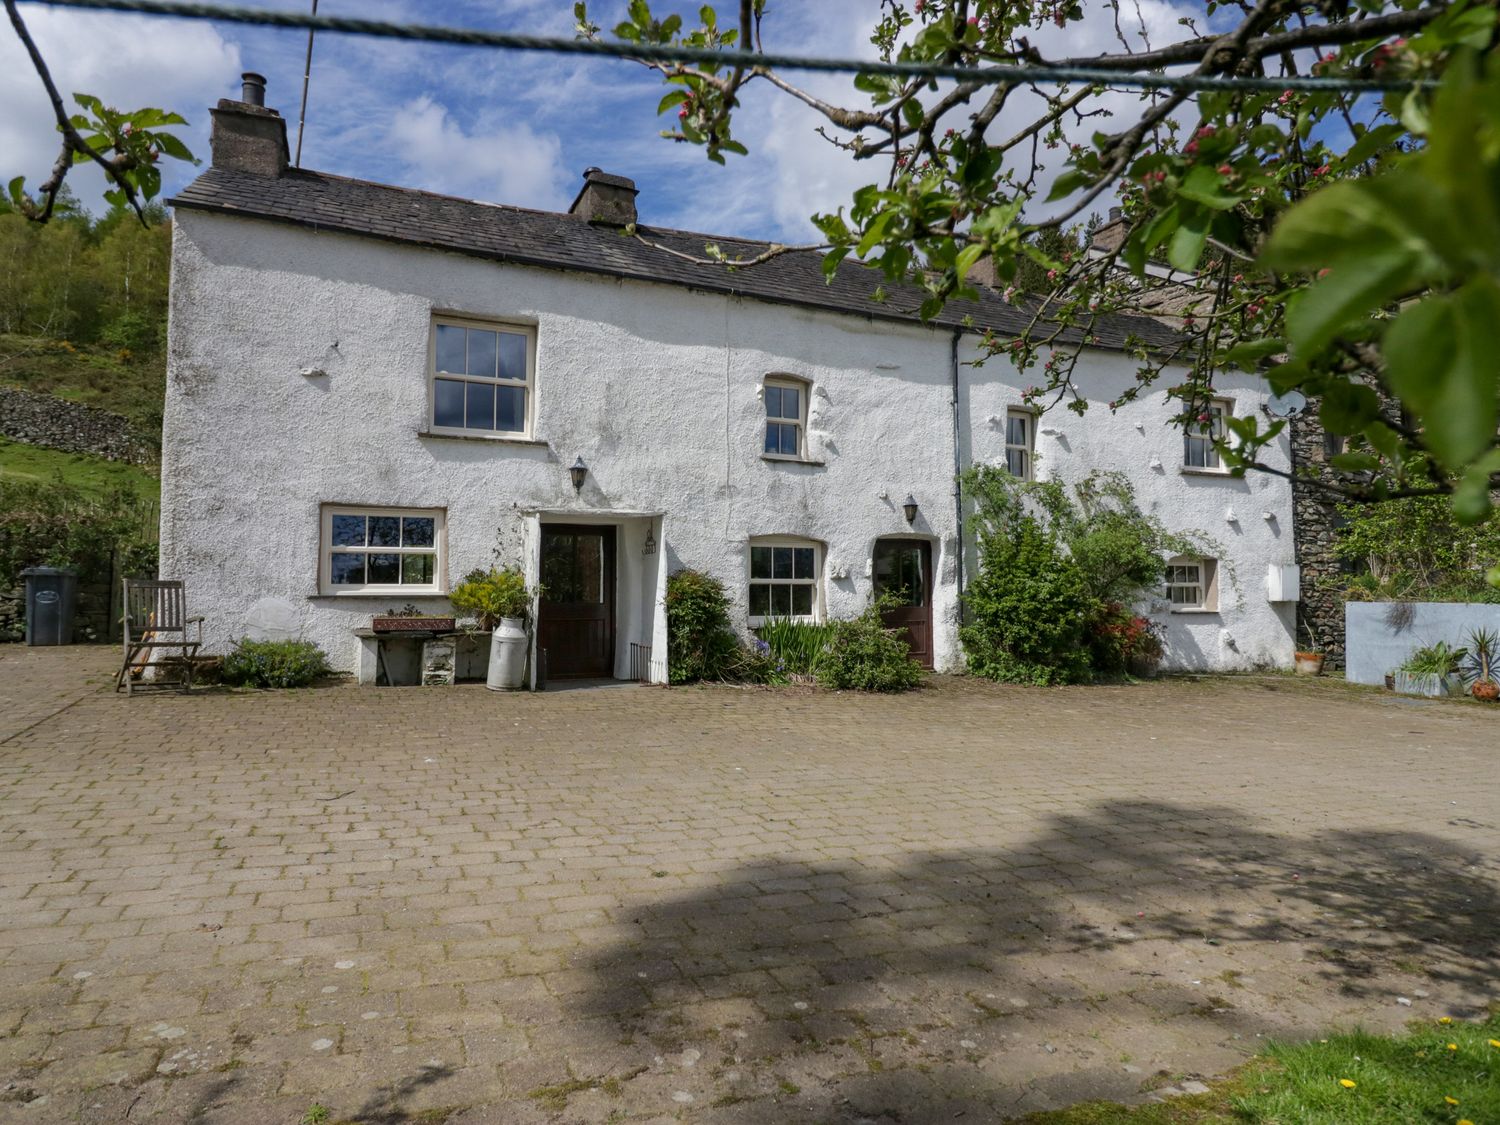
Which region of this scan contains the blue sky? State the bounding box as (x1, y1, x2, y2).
(1, 1, 1194, 242)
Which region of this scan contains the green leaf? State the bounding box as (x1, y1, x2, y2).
(1385, 280, 1500, 469)
(1341, 122, 1404, 168)
(154, 133, 194, 162)
(1167, 207, 1209, 272)
(1177, 164, 1241, 211)
(1045, 168, 1094, 203)
(855, 209, 896, 258)
(1223, 338, 1284, 370)
(1318, 378, 1380, 435)
(657, 90, 689, 115)
(955, 242, 986, 280)
(1329, 452, 1381, 473)
(1284, 245, 1420, 358)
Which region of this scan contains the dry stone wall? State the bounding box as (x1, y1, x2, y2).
(1289, 414, 1346, 667)
(0, 387, 155, 465)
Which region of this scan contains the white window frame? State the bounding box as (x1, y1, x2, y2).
(428, 315, 537, 439)
(1165, 555, 1219, 612)
(747, 536, 822, 625)
(1183, 397, 1233, 471)
(1005, 408, 1035, 480)
(762, 375, 809, 460)
(320, 505, 447, 596)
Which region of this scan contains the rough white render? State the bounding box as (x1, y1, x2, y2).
(161, 210, 1296, 677)
(960, 341, 1297, 670)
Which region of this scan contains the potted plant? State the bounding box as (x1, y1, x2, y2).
(1294, 621, 1325, 676)
(371, 603, 456, 633)
(1461, 627, 1499, 702)
(449, 567, 536, 691)
(1392, 641, 1467, 698)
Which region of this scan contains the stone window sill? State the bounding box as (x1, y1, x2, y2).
(1178, 466, 1233, 478)
(1169, 607, 1221, 615)
(418, 429, 549, 448)
(761, 454, 827, 467)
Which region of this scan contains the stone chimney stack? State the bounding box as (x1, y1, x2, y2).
(209, 71, 288, 177)
(1089, 205, 1128, 254)
(568, 168, 638, 226)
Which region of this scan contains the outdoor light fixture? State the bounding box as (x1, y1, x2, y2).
(569, 456, 588, 491)
(642, 529, 657, 556)
(902, 494, 919, 524)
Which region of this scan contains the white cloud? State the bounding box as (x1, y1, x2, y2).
(384, 95, 568, 209)
(0, 9, 238, 209)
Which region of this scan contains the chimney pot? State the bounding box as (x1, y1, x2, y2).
(568, 168, 638, 226)
(1108, 205, 1123, 221)
(240, 71, 267, 107)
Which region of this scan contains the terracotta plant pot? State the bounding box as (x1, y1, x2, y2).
(1293, 651, 1325, 676)
(1471, 679, 1499, 702)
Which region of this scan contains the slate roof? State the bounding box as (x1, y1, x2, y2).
(170, 166, 1181, 352)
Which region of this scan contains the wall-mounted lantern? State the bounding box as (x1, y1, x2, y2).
(642, 529, 657, 556)
(902, 494, 919, 524)
(569, 456, 588, 492)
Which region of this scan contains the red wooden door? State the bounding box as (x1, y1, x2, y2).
(538, 526, 616, 678)
(873, 538, 933, 669)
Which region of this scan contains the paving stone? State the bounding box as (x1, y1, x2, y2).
(1, 647, 1496, 1121)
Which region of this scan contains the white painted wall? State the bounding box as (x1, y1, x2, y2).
(162, 212, 963, 675)
(161, 210, 1296, 677)
(959, 340, 1298, 670)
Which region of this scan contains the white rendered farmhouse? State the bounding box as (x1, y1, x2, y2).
(159, 74, 1299, 683)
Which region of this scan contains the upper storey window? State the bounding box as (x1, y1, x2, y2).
(763, 376, 807, 459)
(1184, 398, 1231, 470)
(431, 318, 534, 437)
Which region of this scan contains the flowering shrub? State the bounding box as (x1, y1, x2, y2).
(1087, 602, 1164, 678)
(961, 467, 1207, 683)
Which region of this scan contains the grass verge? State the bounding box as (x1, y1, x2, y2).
(1019, 1014, 1499, 1124)
(0, 438, 158, 501)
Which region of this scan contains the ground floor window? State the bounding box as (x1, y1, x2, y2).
(748, 537, 820, 623)
(1165, 555, 1218, 611)
(322, 505, 445, 595)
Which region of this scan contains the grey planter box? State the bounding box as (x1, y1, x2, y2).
(1391, 671, 1465, 698)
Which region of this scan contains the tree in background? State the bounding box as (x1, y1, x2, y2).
(578, 0, 1500, 538)
(0, 205, 170, 349)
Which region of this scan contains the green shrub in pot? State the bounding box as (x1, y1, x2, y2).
(449, 567, 532, 630)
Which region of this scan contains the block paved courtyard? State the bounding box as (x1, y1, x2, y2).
(0, 646, 1496, 1124)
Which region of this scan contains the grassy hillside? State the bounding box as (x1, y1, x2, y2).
(0, 438, 159, 501)
(0, 333, 165, 440)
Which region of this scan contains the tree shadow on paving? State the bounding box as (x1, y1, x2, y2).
(343, 1063, 456, 1123)
(567, 799, 1499, 1122)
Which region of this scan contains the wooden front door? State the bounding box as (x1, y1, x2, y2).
(873, 538, 933, 669)
(538, 525, 616, 678)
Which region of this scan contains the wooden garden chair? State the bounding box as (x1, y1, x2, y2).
(116, 579, 203, 695)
